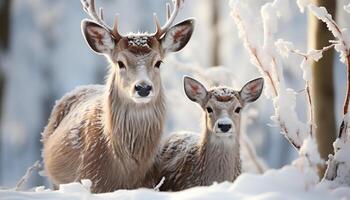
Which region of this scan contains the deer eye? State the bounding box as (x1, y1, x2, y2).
(206, 107, 213, 113)
(117, 61, 126, 69)
(154, 60, 162, 68)
(234, 107, 241, 114)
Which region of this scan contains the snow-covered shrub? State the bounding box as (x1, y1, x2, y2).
(230, 0, 350, 189)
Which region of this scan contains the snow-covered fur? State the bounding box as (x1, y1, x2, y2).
(156, 76, 264, 191)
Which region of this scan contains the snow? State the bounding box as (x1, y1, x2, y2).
(1, 166, 350, 199)
(127, 35, 150, 47)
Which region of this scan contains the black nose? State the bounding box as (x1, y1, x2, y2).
(218, 123, 232, 133)
(135, 84, 152, 97)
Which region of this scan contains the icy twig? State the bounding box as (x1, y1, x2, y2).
(15, 160, 42, 191)
(298, 2, 350, 186)
(154, 177, 165, 191)
(276, 40, 335, 137)
(343, 55, 350, 115)
(231, 0, 306, 151)
(305, 4, 350, 115)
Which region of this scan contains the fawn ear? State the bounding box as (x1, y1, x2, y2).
(81, 20, 115, 55)
(161, 19, 195, 54)
(239, 78, 264, 104)
(183, 76, 208, 105)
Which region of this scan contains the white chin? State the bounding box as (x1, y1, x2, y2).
(215, 132, 234, 137)
(132, 96, 152, 103)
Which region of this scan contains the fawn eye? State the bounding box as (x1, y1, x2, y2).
(235, 107, 241, 114)
(117, 61, 126, 69)
(154, 60, 162, 68)
(206, 107, 213, 113)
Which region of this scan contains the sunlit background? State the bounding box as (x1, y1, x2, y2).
(0, 0, 349, 189)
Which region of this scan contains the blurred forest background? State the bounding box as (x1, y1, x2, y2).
(0, 0, 349, 189)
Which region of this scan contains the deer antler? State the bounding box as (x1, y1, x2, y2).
(81, 0, 123, 40)
(153, 0, 183, 38)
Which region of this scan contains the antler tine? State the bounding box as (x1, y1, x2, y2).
(99, 7, 104, 20)
(166, 3, 171, 20)
(153, 13, 162, 35)
(81, 0, 123, 39)
(153, 0, 182, 38)
(112, 14, 123, 40)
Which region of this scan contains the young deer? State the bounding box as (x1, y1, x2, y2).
(157, 76, 264, 191)
(42, 0, 194, 193)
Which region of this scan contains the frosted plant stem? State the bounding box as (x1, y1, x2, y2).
(15, 160, 42, 191)
(242, 134, 265, 174)
(344, 54, 350, 115)
(339, 55, 350, 139)
(306, 84, 314, 137)
(154, 177, 165, 191)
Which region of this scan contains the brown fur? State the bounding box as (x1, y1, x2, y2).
(154, 77, 263, 191)
(43, 8, 194, 192)
(42, 67, 166, 193)
(155, 89, 242, 191)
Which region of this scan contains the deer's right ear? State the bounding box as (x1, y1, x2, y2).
(183, 76, 208, 106)
(161, 19, 195, 54)
(81, 20, 115, 55)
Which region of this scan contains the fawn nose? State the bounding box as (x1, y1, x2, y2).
(218, 123, 232, 133)
(135, 83, 152, 97)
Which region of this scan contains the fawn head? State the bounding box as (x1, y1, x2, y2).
(184, 76, 264, 137)
(81, 0, 194, 103)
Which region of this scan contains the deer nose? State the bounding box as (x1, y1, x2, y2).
(218, 123, 232, 133)
(135, 83, 152, 97)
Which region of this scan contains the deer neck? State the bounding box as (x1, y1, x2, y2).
(197, 121, 241, 183)
(103, 67, 166, 164)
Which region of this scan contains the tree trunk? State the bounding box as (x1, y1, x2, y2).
(308, 0, 336, 177)
(0, 0, 10, 183)
(210, 0, 220, 67)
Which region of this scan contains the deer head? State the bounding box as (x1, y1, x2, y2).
(184, 76, 264, 137)
(80, 0, 194, 103)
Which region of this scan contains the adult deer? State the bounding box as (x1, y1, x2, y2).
(157, 76, 264, 191)
(42, 0, 194, 193)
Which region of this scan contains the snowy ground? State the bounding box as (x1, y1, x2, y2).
(1, 166, 349, 200)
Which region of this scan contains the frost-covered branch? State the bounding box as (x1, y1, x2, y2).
(230, 0, 315, 152)
(322, 113, 350, 188)
(15, 161, 42, 191)
(230, 1, 325, 185)
(276, 40, 335, 138)
(154, 177, 165, 191)
(295, 1, 350, 187)
(300, 2, 350, 115)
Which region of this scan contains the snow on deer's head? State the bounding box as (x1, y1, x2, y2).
(184, 76, 264, 138)
(80, 0, 194, 103)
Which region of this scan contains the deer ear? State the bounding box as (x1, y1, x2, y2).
(183, 76, 208, 105)
(239, 78, 264, 104)
(81, 20, 115, 55)
(161, 19, 195, 54)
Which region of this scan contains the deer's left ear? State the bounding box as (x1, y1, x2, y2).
(239, 78, 264, 104)
(161, 19, 195, 54)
